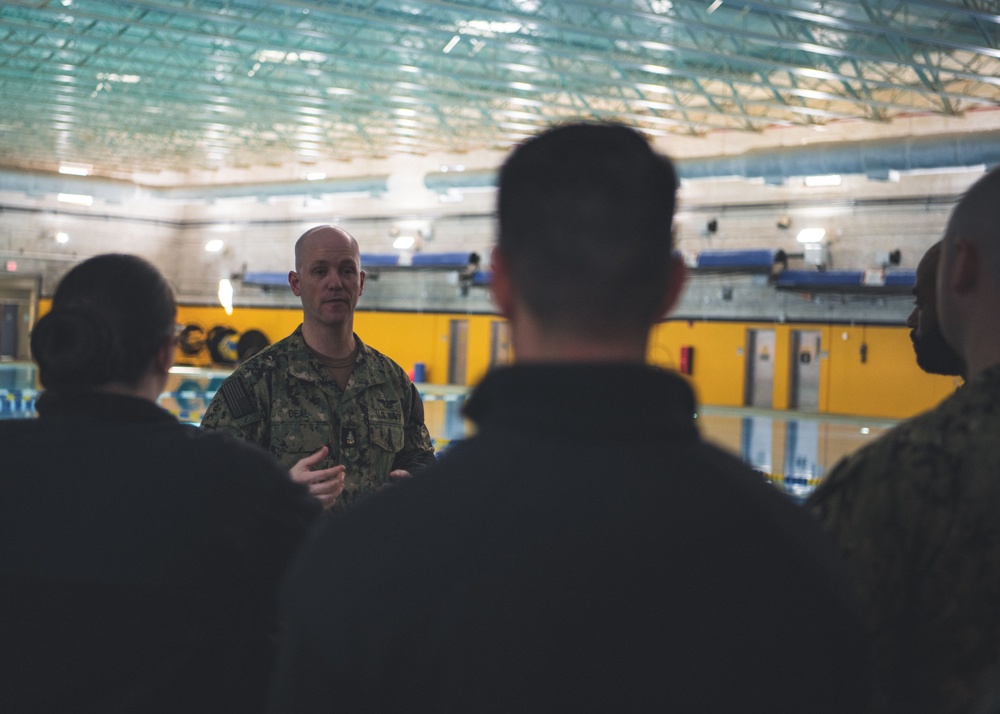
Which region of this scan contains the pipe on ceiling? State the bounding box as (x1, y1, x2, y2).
(424, 130, 1000, 191)
(2, 130, 998, 204)
(0, 170, 389, 204)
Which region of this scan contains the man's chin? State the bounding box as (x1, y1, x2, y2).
(913, 332, 965, 377)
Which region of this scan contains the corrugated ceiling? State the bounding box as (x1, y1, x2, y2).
(1, 0, 998, 179)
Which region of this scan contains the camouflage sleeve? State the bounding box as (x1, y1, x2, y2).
(807, 432, 966, 711)
(200, 372, 270, 451)
(391, 381, 436, 474)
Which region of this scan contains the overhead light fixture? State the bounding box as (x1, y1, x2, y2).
(707, 0, 723, 13)
(218, 279, 234, 316)
(57, 193, 93, 206)
(306, 171, 326, 181)
(443, 35, 461, 53)
(205, 239, 224, 252)
(393, 235, 416, 250)
(95, 72, 140, 84)
(804, 174, 842, 187)
(464, 20, 522, 33)
(58, 162, 91, 176)
(255, 49, 288, 63)
(641, 64, 672, 76)
(297, 52, 326, 63)
(55, 232, 69, 244)
(796, 228, 826, 244)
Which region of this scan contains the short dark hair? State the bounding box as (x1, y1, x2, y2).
(31, 254, 176, 391)
(497, 122, 678, 338)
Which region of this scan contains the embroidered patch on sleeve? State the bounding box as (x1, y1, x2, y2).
(219, 378, 256, 419)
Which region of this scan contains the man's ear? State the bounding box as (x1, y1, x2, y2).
(658, 254, 687, 318)
(490, 246, 515, 320)
(153, 337, 176, 377)
(288, 270, 301, 297)
(950, 237, 978, 294)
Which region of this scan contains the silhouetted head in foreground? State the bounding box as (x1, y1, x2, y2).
(31, 253, 176, 393)
(493, 122, 685, 361)
(937, 164, 1000, 382)
(907, 241, 964, 377)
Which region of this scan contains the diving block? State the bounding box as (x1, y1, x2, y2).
(775, 269, 916, 292)
(361, 253, 403, 267)
(694, 249, 777, 271)
(410, 252, 475, 269)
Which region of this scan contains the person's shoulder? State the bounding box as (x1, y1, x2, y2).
(0, 419, 35, 436)
(358, 339, 403, 370)
(0, 419, 39, 457)
(237, 330, 301, 371)
(214, 330, 303, 394)
(357, 339, 413, 387)
(806, 399, 961, 515)
(173, 423, 289, 483)
(841, 399, 960, 478)
(313, 456, 460, 554)
(688, 439, 819, 519)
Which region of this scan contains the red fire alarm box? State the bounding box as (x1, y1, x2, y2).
(679, 345, 694, 375)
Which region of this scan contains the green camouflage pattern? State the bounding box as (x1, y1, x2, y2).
(807, 363, 1000, 713)
(201, 326, 435, 509)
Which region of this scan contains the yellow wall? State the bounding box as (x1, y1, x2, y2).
(824, 324, 959, 418)
(31, 300, 947, 420)
(173, 305, 503, 387)
(648, 319, 960, 419)
(649, 320, 747, 408)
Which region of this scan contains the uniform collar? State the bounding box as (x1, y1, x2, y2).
(287, 325, 386, 394)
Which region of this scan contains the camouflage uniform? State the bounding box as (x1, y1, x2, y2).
(201, 326, 435, 509)
(807, 363, 1000, 714)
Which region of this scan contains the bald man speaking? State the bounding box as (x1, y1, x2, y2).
(202, 225, 435, 511)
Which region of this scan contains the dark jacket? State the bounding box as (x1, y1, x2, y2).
(271, 363, 872, 713)
(0, 391, 320, 713)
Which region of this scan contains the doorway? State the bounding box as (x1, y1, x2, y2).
(744, 328, 776, 408)
(489, 320, 512, 369)
(448, 319, 469, 385)
(789, 330, 822, 411)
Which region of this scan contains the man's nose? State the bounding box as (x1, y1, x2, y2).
(906, 307, 919, 330)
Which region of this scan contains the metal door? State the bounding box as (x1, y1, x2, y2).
(789, 330, 822, 411)
(0, 304, 17, 359)
(489, 320, 512, 368)
(744, 329, 775, 408)
(448, 319, 469, 385)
